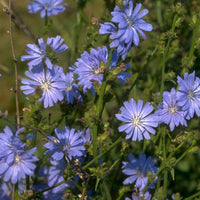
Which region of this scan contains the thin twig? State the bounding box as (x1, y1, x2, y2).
(8, 0, 20, 130)
(1, 0, 35, 42)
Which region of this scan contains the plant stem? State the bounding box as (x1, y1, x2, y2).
(189, 18, 200, 62)
(45, 10, 48, 26)
(1, 0, 35, 41)
(83, 136, 123, 170)
(9, 0, 20, 130)
(163, 129, 168, 198)
(102, 181, 112, 200)
(156, 0, 162, 27)
(28, 180, 66, 200)
(160, 14, 178, 100)
(12, 184, 15, 200)
(185, 191, 200, 200)
(92, 49, 114, 161)
(97, 48, 114, 118)
(174, 140, 196, 165)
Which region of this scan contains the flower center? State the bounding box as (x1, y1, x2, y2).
(41, 80, 51, 91)
(168, 105, 177, 114)
(53, 139, 58, 144)
(66, 85, 72, 92)
(132, 117, 141, 127)
(15, 154, 21, 164)
(126, 16, 133, 27)
(187, 90, 195, 100)
(94, 66, 105, 75)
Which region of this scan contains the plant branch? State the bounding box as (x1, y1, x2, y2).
(1, 0, 35, 42)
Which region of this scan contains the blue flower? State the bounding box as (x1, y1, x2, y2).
(46, 35, 68, 53)
(0, 180, 26, 199)
(177, 71, 200, 120)
(61, 72, 82, 104)
(122, 153, 158, 191)
(73, 46, 130, 94)
(20, 65, 65, 108)
(46, 159, 75, 197)
(99, 0, 152, 60)
(28, 0, 68, 18)
(116, 98, 158, 141)
(0, 180, 11, 200)
(80, 128, 92, 144)
(73, 46, 107, 94)
(155, 88, 187, 131)
(44, 126, 86, 161)
(21, 36, 68, 68)
(0, 147, 38, 184)
(0, 126, 25, 164)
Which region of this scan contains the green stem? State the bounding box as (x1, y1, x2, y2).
(175, 140, 196, 165)
(28, 180, 65, 200)
(185, 191, 200, 200)
(157, 135, 191, 174)
(45, 10, 48, 26)
(97, 48, 114, 118)
(12, 184, 15, 200)
(167, 134, 191, 160)
(92, 49, 114, 161)
(156, 0, 162, 27)
(26, 176, 30, 190)
(83, 136, 123, 170)
(160, 14, 178, 99)
(163, 129, 168, 198)
(156, 175, 162, 189)
(102, 181, 112, 200)
(92, 125, 98, 162)
(163, 170, 168, 198)
(189, 18, 200, 62)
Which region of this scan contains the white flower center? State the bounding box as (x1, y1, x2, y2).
(187, 90, 195, 100)
(94, 66, 105, 75)
(41, 80, 51, 91)
(66, 85, 72, 92)
(168, 105, 177, 114)
(15, 154, 21, 164)
(132, 117, 141, 127)
(126, 16, 134, 27)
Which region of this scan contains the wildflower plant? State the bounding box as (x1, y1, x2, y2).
(1, 0, 200, 199)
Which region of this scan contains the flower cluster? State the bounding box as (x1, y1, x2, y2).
(156, 71, 200, 131)
(0, 126, 38, 184)
(99, 0, 152, 60)
(28, 0, 68, 18)
(21, 35, 83, 107)
(116, 72, 200, 136)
